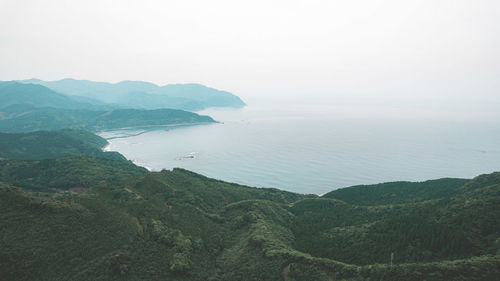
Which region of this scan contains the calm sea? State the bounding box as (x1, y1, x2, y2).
(101, 104, 500, 195)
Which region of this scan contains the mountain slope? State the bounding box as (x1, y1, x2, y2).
(323, 178, 469, 205)
(0, 129, 124, 160)
(0, 156, 147, 192)
(0, 81, 109, 110)
(1, 168, 499, 281)
(0, 183, 143, 281)
(0, 105, 216, 133)
(0, 130, 499, 281)
(19, 78, 246, 110)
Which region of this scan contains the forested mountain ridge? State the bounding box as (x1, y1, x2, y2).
(0, 105, 215, 133)
(0, 156, 147, 192)
(0, 80, 220, 133)
(0, 130, 499, 281)
(322, 178, 470, 205)
(18, 78, 246, 111)
(0, 129, 146, 192)
(0, 129, 124, 160)
(0, 81, 109, 110)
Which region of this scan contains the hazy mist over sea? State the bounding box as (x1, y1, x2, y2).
(2, 1, 500, 193)
(1, 1, 499, 115)
(103, 102, 500, 194)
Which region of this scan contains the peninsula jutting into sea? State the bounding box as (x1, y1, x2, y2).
(1, 78, 499, 281)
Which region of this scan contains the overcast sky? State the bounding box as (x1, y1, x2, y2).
(1, 0, 499, 109)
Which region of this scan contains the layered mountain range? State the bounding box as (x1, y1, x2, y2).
(0, 79, 239, 132)
(17, 78, 246, 111)
(0, 79, 498, 280)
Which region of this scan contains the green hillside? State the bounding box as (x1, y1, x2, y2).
(0, 156, 147, 192)
(19, 78, 246, 111)
(0, 81, 109, 110)
(0, 129, 123, 160)
(0, 80, 225, 134)
(0, 130, 499, 281)
(1, 167, 499, 281)
(323, 178, 469, 205)
(0, 105, 215, 133)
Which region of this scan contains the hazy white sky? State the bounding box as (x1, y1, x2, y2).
(1, 0, 499, 107)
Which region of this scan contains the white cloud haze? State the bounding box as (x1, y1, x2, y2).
(0, 0, 499, 114)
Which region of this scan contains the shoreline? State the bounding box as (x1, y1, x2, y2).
(98, 122, 219, 172)
(102, 143, 153, 172)
(99, 121, 217, 133)
(101, 143, 111, 152)
(97, 121, 217, 141)
(104, 130, 149, 140)
(131, 160, 153, 172)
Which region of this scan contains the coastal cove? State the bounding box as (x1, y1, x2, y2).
(101, 104, 500, 195)
(99, 121, 216, 140)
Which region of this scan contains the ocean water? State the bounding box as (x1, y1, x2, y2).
(102, 104, 500, 195)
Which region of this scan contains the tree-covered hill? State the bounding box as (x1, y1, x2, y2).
(0, 80, 230, 134)
(0, 105, 215, 133)
(0, 156, 147, 192)
(1, 167, 499, 281)
(0, 130, 499, 280)
(0, 81, 109, 110)
(322, 178, 469, 205)
(0, 129, 123, 160)
(18, 78, 246, 111)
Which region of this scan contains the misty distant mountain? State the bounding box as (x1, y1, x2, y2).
(0, 81, 110, 110)
(19, 78, 246, 111)
(0, 80, 218, 133)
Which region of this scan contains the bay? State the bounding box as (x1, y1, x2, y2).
(102, 104, 500, 195)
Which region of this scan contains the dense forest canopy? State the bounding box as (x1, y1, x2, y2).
(0, 130, 499, 281)
(0, 105, 215, 133)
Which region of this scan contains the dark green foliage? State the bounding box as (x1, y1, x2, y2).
(151, 220, 195, 272)
(126, 168, 313, 213)
(0, 130, 499, 280)
(2, 168, 500, 280)
(285, 263, 330, 281)
(0, 185, 141, 281)
(461, 172, 500, 190)
(0, 105, 215, 133)
(290, 177, 500, 271)
(323, 178, 468, 205)
(0, 156, 147, 192)
(356, 255, 500, 281)
(0, 129, 123, 160)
